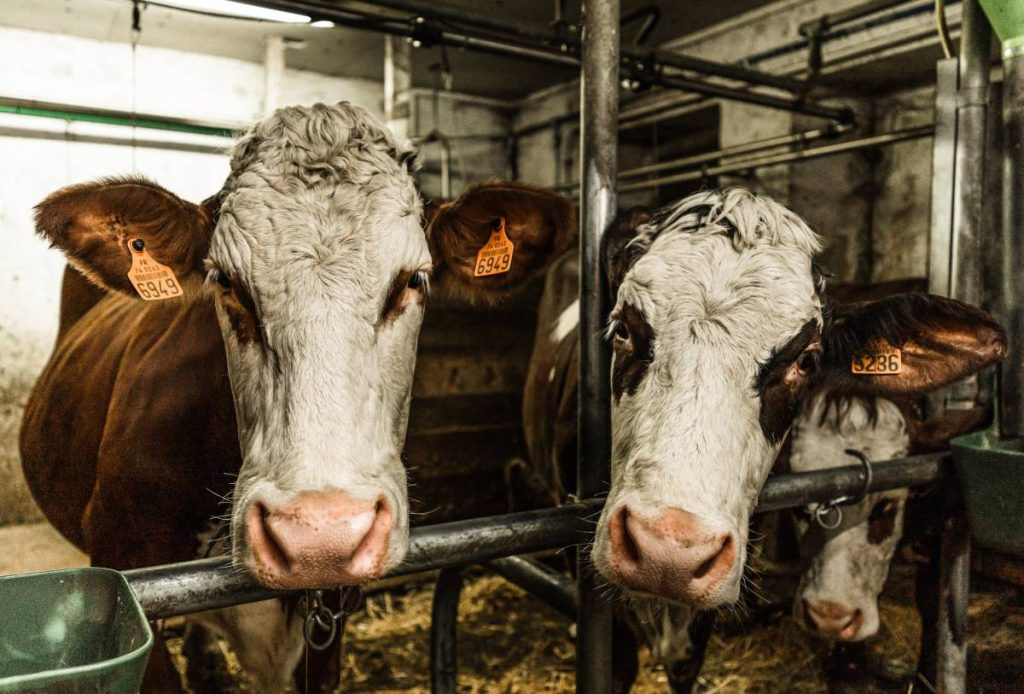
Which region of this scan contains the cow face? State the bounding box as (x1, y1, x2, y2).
(592, 188, 1005, 608)
(790, 396, 909, 641)
(33, 103, 576, 589)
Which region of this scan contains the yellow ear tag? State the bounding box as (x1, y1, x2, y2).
(126, 239, 184, 301)
(473, 217, 515, 277)
(851, 341, 902, 375)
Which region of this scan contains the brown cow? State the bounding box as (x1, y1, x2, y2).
(20, 101, 575, 692)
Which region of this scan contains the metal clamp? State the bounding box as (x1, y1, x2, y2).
(806, 449, 874, 530)
(298, 586, 363, 651)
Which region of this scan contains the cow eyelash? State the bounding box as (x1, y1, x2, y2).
(408, 269, 430, 292)
(206, 268, 232, 289)
(607, 319, 630, 343)
(796, 348, 821, 374)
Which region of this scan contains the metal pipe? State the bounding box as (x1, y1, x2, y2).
(123, 456, 944, 619)
(488, 556, 577, 618)
(576, 0, 618, 690)
(244, 0, 851, 122)
(1000, 34, 1024, 435)
(0, 96, 238, 138)
(798, 0, 912, 37)
(617, 124, 934, 193)
(555, 122, 853, 191)
(430, 568, 464, 694)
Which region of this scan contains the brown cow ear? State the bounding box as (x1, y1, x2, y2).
(34, 177, 216, 298)
(426, 180, 577, 305)
(820, 293, 1007, 397)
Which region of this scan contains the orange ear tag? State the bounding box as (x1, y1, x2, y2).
(126, 239, 184, 301)
(851, 341, 902, 375)
(473, 217, 515, 277)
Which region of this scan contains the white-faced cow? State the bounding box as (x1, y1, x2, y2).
(522, 188, 1005, 691)
(20, 102, 574, 692)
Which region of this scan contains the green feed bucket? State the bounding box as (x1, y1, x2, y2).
(0, 568, 153, 693)
(952, 429, 1024, 557)
(978, 0, 1024, 55)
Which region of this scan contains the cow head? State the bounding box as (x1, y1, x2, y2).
(790, 395, 909, 641)
(33, 103, 575, 589)
(791, 394, 989, 641)
(592, 188, 1006, 608)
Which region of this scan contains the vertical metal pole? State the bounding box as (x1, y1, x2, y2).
(946, 0, 993, 408)
(935, 476, 970, 694)
(430, 568, 464, 694)
(577, 0, 618, 692)
(1001, 41, 1024, 436)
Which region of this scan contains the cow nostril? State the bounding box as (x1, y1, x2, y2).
(612, 506, 641, 564)
(251, 502, 291, 573)
(692, 534, 733, 580)
(845, 609, 862, 629)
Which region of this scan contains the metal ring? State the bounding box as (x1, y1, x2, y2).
(815, 503, 843, 530)
(843, 448, 874, 505)
(304, 606, 338, 651)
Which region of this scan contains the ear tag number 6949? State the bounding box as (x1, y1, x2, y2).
(473, 217, 515, 278)
(127, 238, 184, 301)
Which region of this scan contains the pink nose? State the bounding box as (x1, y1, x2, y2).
(798, 599, 864, 641)
(244, 490, 393, 589)
(606, 505, 736, 604)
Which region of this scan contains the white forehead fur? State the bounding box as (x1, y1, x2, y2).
(792, 395, 910, 640)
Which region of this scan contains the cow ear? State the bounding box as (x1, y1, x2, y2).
(34, 177, 216, 298)
(906, 404, 990, 453)
(426, 180, 577, 305)
(603, 206, 652, 298)
(820, 293, 1007, 397)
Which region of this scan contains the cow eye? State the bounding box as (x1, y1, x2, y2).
(408, 270, 429, 291)
(612, 320, 630, 343)
(796, 348, 821, 375)
(208, 268, 232, 289)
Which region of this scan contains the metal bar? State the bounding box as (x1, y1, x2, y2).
(798, 0, 912, 36)
(488, 556, 577, 618)
(618, 124, 934, 193)
(929, 59, 961, 297)
(430, 568, 464, 694)
(935, 476, 970, 694)
(124, 456, 945, 620)
(555, 122, 853, 191)
(244, 0, 850, 121)
(0, 96, 239, 137)
(1000, 43, 1024, 436)
(576, 0, 618, 690)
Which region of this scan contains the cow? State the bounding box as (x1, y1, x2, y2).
(20, 102, 575, 692)
(521, 189, 1006, 690)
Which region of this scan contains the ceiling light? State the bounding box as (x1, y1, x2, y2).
(157, 0, 311, 23)
(310, 20, 336, 28)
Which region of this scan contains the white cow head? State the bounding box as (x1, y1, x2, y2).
(790, 395, 909, 641)
(33, 103, 576, 589)
(591, 188, 1005, 608)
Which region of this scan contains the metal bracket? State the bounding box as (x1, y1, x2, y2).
(806, 448, 874, 530)
(298, 586, 363, 652)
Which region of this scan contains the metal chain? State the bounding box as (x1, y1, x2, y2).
(297, 587, 363, 652)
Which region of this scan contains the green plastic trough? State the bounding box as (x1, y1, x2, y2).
(0, 568, 152, 693)
(953, 429, 1024, 558)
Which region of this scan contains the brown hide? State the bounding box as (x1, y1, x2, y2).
(20, 290, 238, 567)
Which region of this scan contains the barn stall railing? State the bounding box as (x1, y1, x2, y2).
(122, 453, 966, 692)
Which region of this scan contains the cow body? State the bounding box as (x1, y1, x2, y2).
(21, 103, 576, 692)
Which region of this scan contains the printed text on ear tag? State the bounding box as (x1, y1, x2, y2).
(473, 217, 515, 277)
(126, 239, 184, 301)
(851, 341, 902, 375)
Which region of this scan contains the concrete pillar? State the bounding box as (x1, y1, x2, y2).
(384, 36, 412, 141)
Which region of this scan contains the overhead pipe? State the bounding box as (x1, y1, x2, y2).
(241, 0, 851, 122)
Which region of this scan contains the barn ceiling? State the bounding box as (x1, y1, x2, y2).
(0, 0, 773, 100)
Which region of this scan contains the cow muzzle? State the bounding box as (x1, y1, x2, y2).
(603, 505, 738, 606)
(796, 599, 866, 641)
(244, 489, 395, 589)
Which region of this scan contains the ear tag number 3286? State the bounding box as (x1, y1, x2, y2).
(851, 342, 902, 375)
(127, 239, 183, 301)
(473, 217, 515, 277)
